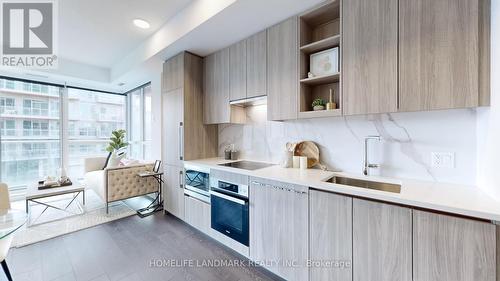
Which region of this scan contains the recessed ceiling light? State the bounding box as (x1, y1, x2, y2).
(133, 19, 150, 29)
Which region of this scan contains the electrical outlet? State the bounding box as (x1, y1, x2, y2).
(431, 152, 455, 168)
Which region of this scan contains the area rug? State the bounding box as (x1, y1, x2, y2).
(9, 190, 147, 248)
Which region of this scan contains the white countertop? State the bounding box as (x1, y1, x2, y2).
(185, 158, 500, 222)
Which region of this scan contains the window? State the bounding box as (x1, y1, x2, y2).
(0, 81, 61, 199)
(128, 84, 152, 160)
(0, 77, 129, 199)
(0, 97, 15, 114)
(0, 120, 15, 136)
(67, 88, 126, 179)
(23, 99, 49, 116)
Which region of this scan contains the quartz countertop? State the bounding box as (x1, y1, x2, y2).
(184, 158, 500, 222)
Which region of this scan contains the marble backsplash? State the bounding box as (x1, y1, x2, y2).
(219, 105, 477, 185)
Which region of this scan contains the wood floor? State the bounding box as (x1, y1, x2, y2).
(1, 213, 282, 281)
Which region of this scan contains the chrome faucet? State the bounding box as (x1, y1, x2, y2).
(363, 136, 381, 176)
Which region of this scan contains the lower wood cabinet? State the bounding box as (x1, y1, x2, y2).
(309, 190, 352, 281)
(184, 195, 210, 233)
(163, 164, 185, 220)
(353, 198, 412, 281)
(250, 178, 308, 281)
(413, 210, 496, 281)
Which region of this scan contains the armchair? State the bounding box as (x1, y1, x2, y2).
(83, 157, 158, 213)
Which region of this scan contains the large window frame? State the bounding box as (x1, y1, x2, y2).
(126, 83, 152, 161)
(0, 76, 130, 200)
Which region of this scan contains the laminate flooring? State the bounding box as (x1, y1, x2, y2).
(1, 213, 282, 281)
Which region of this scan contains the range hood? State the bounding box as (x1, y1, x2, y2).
(229, 95, 267, 107)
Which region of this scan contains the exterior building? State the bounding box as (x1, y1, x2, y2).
(0, 79, 126, 198)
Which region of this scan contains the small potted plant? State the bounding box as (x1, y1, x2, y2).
(106, 129, 129, 167)
(312, 98, 326, 111)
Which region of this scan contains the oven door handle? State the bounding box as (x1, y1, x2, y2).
(210, 191, 247, 205)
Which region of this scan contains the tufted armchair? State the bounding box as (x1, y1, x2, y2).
(83, 157, 158, 213)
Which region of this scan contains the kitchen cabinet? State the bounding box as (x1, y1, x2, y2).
(267, 17, 298, 121)
(184, 194, 210, 234)
(204, 48, 245, 124)
(163, 88, 183, 167)
(162, 52, 218, 215)
(413, 210, 496, 281)
(164, 164, 185, 219)
(162, 52, 218, 166)
(309, 190, 352, 281)
(229, 40, 247, 101)
(399, 0, 480, 111)
(342, 0, 398, 115)
(353, 199, 412, 281)
(163, 52, 183, 92)
(250, 178, 308, 281)
(204, 49, 230, 124)
(246, 30, 267, 98)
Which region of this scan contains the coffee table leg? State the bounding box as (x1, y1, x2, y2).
(83, 190, 85, 205)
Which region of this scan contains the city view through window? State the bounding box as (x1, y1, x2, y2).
(0, 78, 137, 200)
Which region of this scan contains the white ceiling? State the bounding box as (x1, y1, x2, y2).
(0, 0, 325, 92)
(59, 0, 193, 68)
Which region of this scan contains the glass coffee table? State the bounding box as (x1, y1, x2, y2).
(25, 184, 85, 226)
(0, 209, 27, 240)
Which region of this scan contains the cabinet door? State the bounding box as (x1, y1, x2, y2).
(164, 165, 185, 220)
(413, 210, 495, 281)
(310, 190, 352, 281)
(229, 40, 247, 101)
(184, 195, 211, 234)
(246, 30, 267, 98)
(343, 0, 398, 115)
(203, 49, 230, 124)
(267, 17, 298, 121)
(399, 0, 479, 111)
(353, 199, 412, 281)
(250, 179, 308, 281)
(163, 53, 184, 92)
(162, 88, 184, 166)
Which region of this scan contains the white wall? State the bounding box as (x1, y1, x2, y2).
(220, 108, 477, 185)
(477, 1, 500, 200)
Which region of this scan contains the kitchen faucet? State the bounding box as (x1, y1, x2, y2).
(363, 136, 381, 176)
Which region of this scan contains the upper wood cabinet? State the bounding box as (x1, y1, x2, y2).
(229, 40, 247, 101)
(246, 30, 267, 98)
(267, 17, 299, 121)
(399, 0, 480, 111)
(413, 210, 496, 281)
(163, 53, 184, 92)
(204, 49, 230, 124)
(353, 199, 412, 281)
(310, 190, 352, 281)
(342, 0, 398, 115)
(204, 48, 246, 124)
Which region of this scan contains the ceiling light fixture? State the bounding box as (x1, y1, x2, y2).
(133, 19, 150, 29)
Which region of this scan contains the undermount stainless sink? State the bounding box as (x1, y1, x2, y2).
(325, 176, 401, 194)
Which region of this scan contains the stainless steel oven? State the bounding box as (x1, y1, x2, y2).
(210, 178, 249, 246)
(184, 164, 210, 203)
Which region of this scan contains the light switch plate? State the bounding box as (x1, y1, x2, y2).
(431, 152, 455, 168)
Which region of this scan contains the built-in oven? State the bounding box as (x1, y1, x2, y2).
(184, 164, 210, 203)
(210, 179, 249, 246)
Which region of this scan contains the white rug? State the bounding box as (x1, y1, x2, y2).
(10, 190, 141, 248)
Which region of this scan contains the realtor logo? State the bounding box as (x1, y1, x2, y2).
(0, 0, 58, 68)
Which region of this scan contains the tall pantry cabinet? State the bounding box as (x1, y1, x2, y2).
(162, 52, 218, 219)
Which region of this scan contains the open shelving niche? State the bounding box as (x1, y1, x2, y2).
(299, 0, 342, 119)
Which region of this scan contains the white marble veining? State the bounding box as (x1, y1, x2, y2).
(219, 105, 477, 185)
(185, 158, 500, 221)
